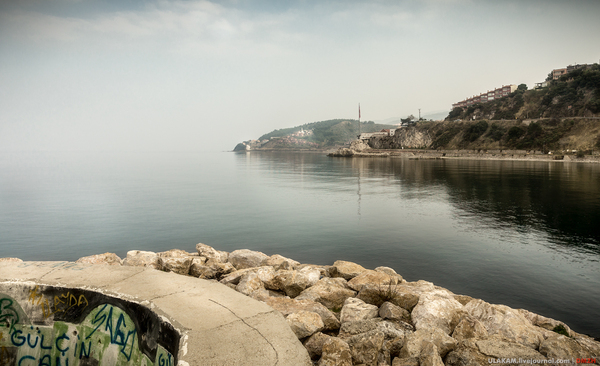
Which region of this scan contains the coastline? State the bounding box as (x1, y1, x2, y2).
(326, 147, 600, 164)
(4, 245, 599, 365)
(234, 147, 600, 163)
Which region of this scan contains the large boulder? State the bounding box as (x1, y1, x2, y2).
(475, 336, 547, 361)
(228, 249, 269, 269)
(236, 271, 269, 299)
(347, 269, 398, 292)
(295, 277, 357, 310)
(465, 299, 543, 349)
(189, 259, 217, 279)
(539, 334, 599, 359)
(379, 301, 411, 323)
(286, 311, 324, 339)
(357, 283, 420, 309)
(340, 297, 379, 323)
(158, 249, 194, 275)
(339, 318, 413, 340)
(518, 309, 574, 336)
(263, 297, 340, 331)
(411, 293, 465, 335)
(123, 250, 162, 270)
(399, 328, 457, 359)
(304, 332, 334, 360)
(419, 342, 444, 366)
(318, 338, 353, 366)
(262, 254, 300, 270)
(195, 243, 228, 263)
(329, 260, 367, 280)
(451, 315, 488, 341)
(346, 330, 386, 365)
(76, 252, 122, 265)
(269, 268, 320, 297)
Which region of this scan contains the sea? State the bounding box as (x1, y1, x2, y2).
(1, 151, 599, 338)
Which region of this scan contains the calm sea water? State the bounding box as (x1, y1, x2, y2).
(1, 151, 599, 338)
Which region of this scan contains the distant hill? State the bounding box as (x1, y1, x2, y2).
(234, 119, 396, 150)
(447, 63, 600, 121)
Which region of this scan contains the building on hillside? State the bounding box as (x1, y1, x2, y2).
(551, 64, 590, 81)
(534, 81, 549, 89)
(452, 85, 517, 110)
(552, 68, 567, 80)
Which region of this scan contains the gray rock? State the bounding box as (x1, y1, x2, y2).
(379, 302, 411, 323)
(318, 338, 353, 366)
(451, 315, 488, 341)
(399, 328, 457, 358)
(518, 308, 574, 336)
(236, 271, 269, 298)
(330, 260, 368, 280)
(219, 268, 255, 285)
(270, 268, 320, 297)
(392, 357, 418, 366)
(419, 342, 444, 366)
(295, 277, 357, 310)
(189, 261, 217, 279)
(357, 284, 420, 310)
(411, 293, 464, 335)
(123, 250, 162, 270)
(195, 243, 228, 263)
(346, 330, 385, 365)
(286, 311, 325, 339)
(304, 332, 334, 359)
(340, 297, 379, 323)
(465, 299, 543, 349)
(348, 270, 398, 292)
(263, 297, 341, 331)
(76, 252, 122, 265)
(539, 334, 596, 359)
(228, 249, 269, 269)
(374, 266, 402, 279)
(475, 336, 547, 361)
(158, 249, 193, 275)
(444, 339, 490, 366)
(262, 254, 300, 270)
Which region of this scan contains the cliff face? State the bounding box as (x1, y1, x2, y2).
(364, 118, 600, 153)
(369, 128, 433, 149)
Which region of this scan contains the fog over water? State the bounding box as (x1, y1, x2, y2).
(1, 151, 599, 338)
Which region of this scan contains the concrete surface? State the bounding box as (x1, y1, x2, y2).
(0, 261, 312, 366)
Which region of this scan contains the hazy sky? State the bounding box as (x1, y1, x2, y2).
(1, 0, 599, 152)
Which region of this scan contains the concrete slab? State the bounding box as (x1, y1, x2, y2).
(0, 262, 311, 366)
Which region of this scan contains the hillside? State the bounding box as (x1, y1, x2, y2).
(363, 117, 600, 154)
(447, 64, 600, 121)
(234, 119, 396, 150)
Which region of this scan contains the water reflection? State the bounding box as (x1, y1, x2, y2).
(238, 152, 600, 255)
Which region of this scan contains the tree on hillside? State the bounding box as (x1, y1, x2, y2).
(518, 84, 528, 92)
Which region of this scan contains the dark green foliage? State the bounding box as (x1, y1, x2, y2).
(506, 126, 525, 141)
(518, 83, 528, 91)
(446, 107, 463, 121)
(464, 121, 489, 142)
(553, 324, 570, 337)
(487, 123, 506, 141)
(432, 127, 461, 149)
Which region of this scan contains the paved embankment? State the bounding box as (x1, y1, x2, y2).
(0, 261, 311, 366)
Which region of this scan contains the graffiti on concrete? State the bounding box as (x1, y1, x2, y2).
(28, 286, 89, 320)
(0, 285, 178, 366)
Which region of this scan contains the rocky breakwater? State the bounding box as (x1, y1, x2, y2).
(9, 245, 599, 366)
